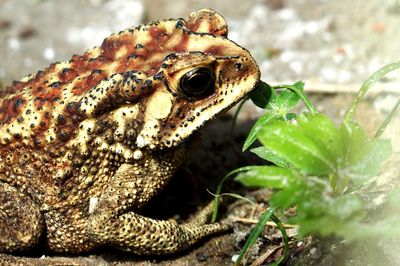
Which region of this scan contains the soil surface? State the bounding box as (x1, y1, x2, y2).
(1, 0, 400, 265)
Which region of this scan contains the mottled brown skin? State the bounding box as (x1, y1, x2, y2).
(0, 9, 260, 255)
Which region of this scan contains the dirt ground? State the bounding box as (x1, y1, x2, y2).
(1, 0, 400, 265)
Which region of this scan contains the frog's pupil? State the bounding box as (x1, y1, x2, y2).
(180, 68, 214, 97)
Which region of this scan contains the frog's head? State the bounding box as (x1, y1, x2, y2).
(137, 9, 260, 149)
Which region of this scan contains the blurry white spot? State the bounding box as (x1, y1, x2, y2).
(133, 149, 142, 160)
(250, 4, 270, 20)
(67, 27, 111, 47)
(228, 30, 240, 43)
(321, 32, 333, 42)
(279, 50, 297, 62)
(278, 18, 331, 44)
(0, 68, 5, 79)
(320, 67, 337, 83)
(23, 57, 33, 68)
(289, 60, 303, 74)
(337, 70, 352, 83)
(304, 21, 321, 34)
(277, 8, 297, 20)
(260, 60, 272, 73)
(43, 47, 55, 61)
(333, 53, 345, 64)
(374, 94, 399, 113)
(310, 247, 317, 255)
(136, 135, 145, 148)
(231, 254, 239, 263)
(8, 38, 20, 50)
(105, 0, 144, 29)
(89, 197, 98, 214)
(89, 0, 102, 6)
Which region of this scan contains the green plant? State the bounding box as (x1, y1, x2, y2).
(213, 61, 400, 265)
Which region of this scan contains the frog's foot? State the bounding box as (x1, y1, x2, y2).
(88, 197, 230, 255)
(0, 182, 43, 252)
(187, 200, 229, 227)
(88, 210, 228, 255)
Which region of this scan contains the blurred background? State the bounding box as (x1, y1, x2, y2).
(0, 0, 400, 84)
(1, 0, 400, 86)
(0, 0, 399, 146)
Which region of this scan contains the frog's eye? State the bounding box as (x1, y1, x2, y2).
(179, 67, 215, 98)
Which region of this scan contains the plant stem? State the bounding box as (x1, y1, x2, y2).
(270, 214, 290, 265)
(211, 166, 255, 222)
(344, 61, 400, 123)
(274, 85, 317, 114)
(373, 98, 400, 140)
(235, 207, 277, 265)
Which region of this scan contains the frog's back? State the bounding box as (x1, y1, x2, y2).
(0, 18, 183, 148)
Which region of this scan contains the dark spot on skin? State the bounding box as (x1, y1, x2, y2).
(141, 79, 153, 92)
(135, 43, 144, 49)
(153, 72, 163, 80)
(66, 102, 80, 114)
(91, 69, 103, 75)
(128, 53, 138, 60)
(57, 114, 66, 125)
(13, 98, 24, 112)
(33, 137, 41, 146)
(17, 117, 24, 123)
(50, 81, 61, 88)
(58, 130, 69, 142)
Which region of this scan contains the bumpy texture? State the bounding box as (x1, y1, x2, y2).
(0, 9, 260, 255)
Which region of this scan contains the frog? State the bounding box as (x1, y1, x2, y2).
(0, 9, 260, 255)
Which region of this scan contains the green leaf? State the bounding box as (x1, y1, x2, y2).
(242, 112, 279, 151)
(250, 146, 292, 168)
(270, 214, 290, 265)
(388, 188, 400, 210)
(275, 81, 304, 111)
(296, 113, 343, 164)
(235, 166, 299, 189)
(339, 121, 368, 165)
(257, 119, 336, 175)
(270, 185, 305, 209)
(235, 207, 276, 264)
(284, 112, 297, 121)
(249, 81, 276, 109)
(326, 194, 364, 221)
(339, 121, 392, 182)
(297, 216, 343, 237)
(348, 139, 392, 181)
(211, 166, 258, 222)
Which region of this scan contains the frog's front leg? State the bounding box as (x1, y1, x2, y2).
(88, 163, 228, 255)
